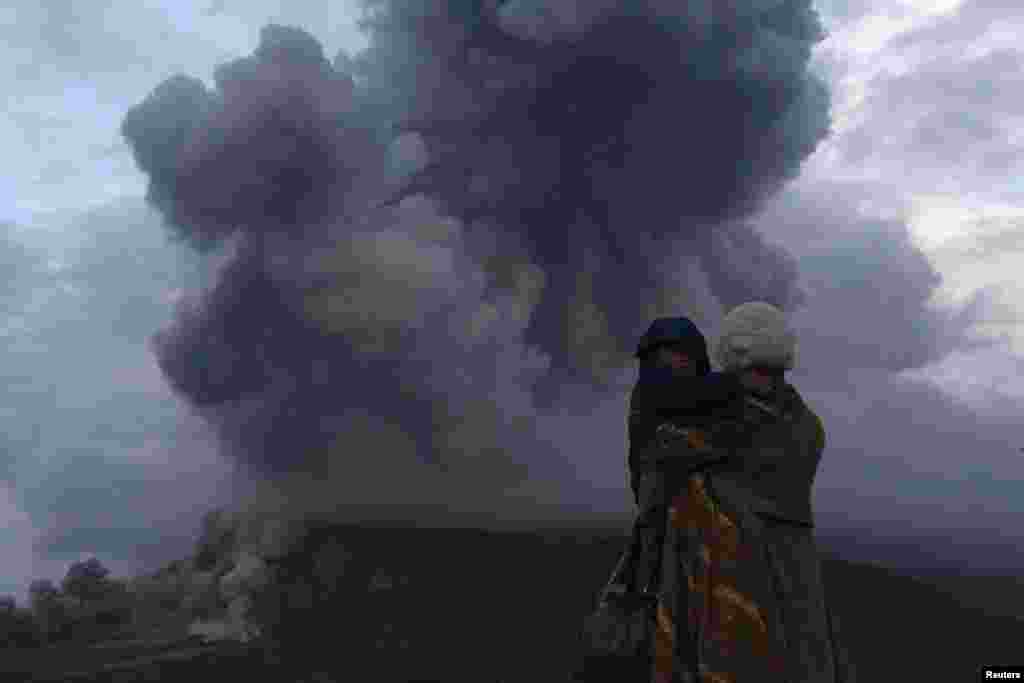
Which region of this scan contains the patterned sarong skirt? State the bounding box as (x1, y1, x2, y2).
(652, 472, 787, 683)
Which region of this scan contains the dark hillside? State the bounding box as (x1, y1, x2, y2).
(3, 524, 1020, 681)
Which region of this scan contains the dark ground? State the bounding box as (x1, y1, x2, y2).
(3, 523, 1021, 682)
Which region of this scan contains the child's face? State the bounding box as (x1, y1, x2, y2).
(657, 344, 696, 376)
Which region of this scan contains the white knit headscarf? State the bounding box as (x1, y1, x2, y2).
(714, 301, 796, 372)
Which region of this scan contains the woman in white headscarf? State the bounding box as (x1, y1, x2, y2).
(642, 302, 854, 683)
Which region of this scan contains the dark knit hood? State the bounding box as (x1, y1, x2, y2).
(635, 316, 712, 377)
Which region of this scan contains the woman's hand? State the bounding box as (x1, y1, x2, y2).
(654, 423, 715, 456)
(660, 424, 712, 451)
(646, 423, 733, 475)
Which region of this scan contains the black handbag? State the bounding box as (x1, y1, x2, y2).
(576, 515, 665, 680)
(576, 421, 726, 680)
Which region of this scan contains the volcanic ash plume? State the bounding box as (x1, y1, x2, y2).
(362, 0, 828, 391)
(120, 2, 830, 521)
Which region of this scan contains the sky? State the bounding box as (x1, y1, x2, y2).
(3, 0, 1024, 605)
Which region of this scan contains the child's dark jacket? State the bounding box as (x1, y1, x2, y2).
(627, 365, 742, 505)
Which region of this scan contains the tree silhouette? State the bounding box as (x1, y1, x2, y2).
(28, 578, 69, 644)
(0, 594, 42, 648)
(28, 578, 58, 606)
(62, 557, 113, 605)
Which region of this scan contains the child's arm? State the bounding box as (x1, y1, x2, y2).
(630, 371, 742, 418)
(628, 372, 744, 505)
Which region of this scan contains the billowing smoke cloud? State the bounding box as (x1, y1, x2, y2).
(752, 179, 997, 384)
(120, 3, 830, 522)
(363, 0, 828, 394)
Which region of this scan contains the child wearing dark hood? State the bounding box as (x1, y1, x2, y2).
(628, 316, 742, 506)
(580, 316, 745, 682)
(621, 317, 743, 600)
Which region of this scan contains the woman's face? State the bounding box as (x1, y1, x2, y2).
(740, 366, 783, 393)
(657, 345, 696, 377)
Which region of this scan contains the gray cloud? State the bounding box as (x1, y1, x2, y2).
(7, 1, 167, 80)
(0, 221, 48, 311)
(0, 199, 239, 597)
(749, 179, 996, 382)
(887, 0, 1024, 53)
(807, 368, 1024, 565)
(9, 0, 1024, 598)
(112, 6, 1024, 575)
(723, 177, 1024, 567)
(832, 9, 1024, 193)
(119, 1, 830, 504)
(930, 215, 1024, 262)
(29, 429, 233, 560)
(367, 0, 829, 395)
(0, 222, 55, 485)
(815, 0, 876, 24)
(4, 0, 366, 89)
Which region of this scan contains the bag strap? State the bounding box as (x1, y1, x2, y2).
(597, 539, 635, 603)
(597, 498, 669, 607)
(634, 481, 670, 598)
